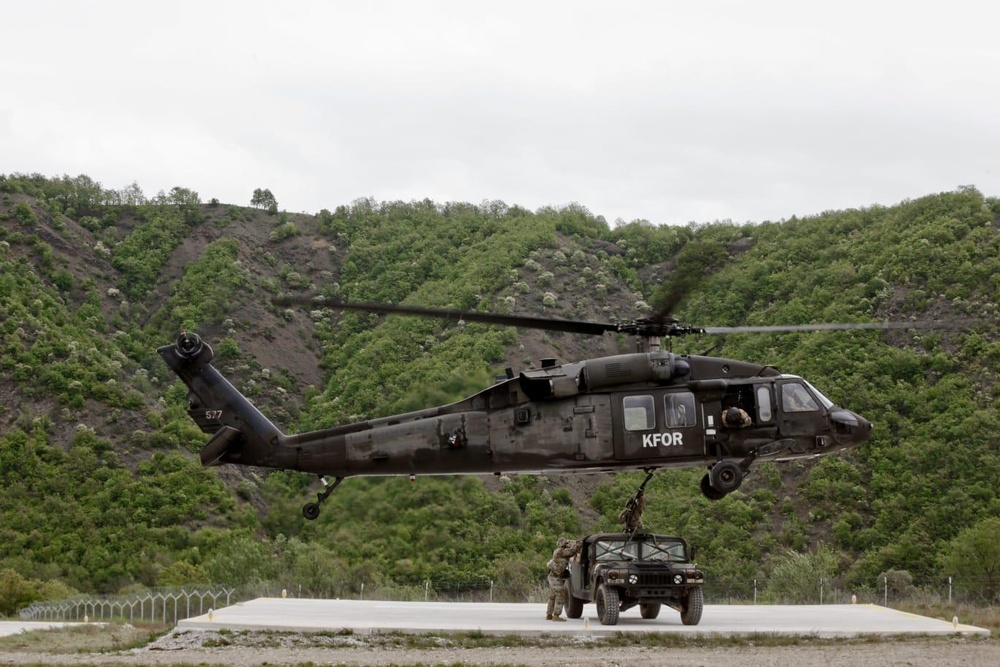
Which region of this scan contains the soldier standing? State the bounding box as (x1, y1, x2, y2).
(545, 537, 581, 621)
(618, 488, 645, 533)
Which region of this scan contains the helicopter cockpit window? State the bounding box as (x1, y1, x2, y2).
(782, 383, 819, 412)
(664, 392, 696, 427)
(623, 395, 655, 431)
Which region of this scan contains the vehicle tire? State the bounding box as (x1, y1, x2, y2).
(639, 602, 661, 619)
(700, 473, 726, 501)
(302, 503, 321, 521)
(681, 587, 704, 626)
(595, 583, 620, 625)
(565, 581, 583, 619)
(709, 461, 743, 494)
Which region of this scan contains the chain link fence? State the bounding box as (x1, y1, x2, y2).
(17, 574, 996, 624)
(19, 588, 235, 623)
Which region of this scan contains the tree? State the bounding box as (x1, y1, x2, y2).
(939, 517, 1000, 601)
(765, 545, 840, 603)
(251, 188, 278, 213)
(0, 569, 34, 616)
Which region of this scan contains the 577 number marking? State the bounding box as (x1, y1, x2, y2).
(205, 410, 223, 420)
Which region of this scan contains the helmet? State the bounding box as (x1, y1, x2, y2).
(557, 537, 568, 547)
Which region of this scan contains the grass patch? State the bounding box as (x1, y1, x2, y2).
(896, 602, 1000, 635)
(0, 622, 169, 653)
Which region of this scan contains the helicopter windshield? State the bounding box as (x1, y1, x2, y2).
(803, 380, 834, 409)
(780, 376, 834, 412)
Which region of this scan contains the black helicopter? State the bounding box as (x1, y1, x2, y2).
(155, 298, 918, 521)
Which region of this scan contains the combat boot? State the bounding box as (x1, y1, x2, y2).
(550, 614, 566, 621)
(545, 614, 552, 620)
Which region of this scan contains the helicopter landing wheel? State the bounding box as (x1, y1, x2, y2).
(709, 460, 743, 494)
(301, 476, 345, 520)
(700, 473, 726, 501)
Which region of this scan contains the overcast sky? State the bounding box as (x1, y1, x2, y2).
(3, 1, 999, 226)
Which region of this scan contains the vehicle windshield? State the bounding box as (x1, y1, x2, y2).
(594, 536, 688, 562)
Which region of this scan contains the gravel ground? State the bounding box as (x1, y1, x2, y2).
(1, 629, 998, 666)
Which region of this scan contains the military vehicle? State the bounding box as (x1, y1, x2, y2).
(565, 531, 704, 625)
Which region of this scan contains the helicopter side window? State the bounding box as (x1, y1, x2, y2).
(756, 386, 773, 422)
(782, 383, 819, 412)
(623, 395, 655, 431)
(664, 392, 696, 427)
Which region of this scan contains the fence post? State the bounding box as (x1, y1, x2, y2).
(948, 576, 952, 604)
(883, 576, 888, 606)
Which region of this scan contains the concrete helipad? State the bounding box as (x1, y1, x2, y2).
(176, 597, 989, 637)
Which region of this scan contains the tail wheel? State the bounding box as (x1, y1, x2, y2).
(681, 587, 704, 626)
(709, 460, 743, 494)
(596, 583, 620, 625)
(564, 581, 583, 619)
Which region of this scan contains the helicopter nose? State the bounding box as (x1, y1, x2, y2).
(829, 410, 872, 448)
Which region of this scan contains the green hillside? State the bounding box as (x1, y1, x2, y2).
(1, 173, 998, 614)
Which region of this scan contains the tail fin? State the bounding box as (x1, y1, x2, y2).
(157, 333, 287, 467)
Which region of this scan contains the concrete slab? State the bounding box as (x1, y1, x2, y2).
(0, 621, 80, 637)
(176, 598, 990, 637)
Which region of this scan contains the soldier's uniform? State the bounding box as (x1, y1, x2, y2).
(545, 537, 581, 620)
(618, 492, 645, 533)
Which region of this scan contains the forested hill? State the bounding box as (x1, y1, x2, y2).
(1, 173, 998, 612)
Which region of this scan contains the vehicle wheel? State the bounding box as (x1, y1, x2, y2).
(681, 587, 704, 626)
(700, 473, 726, 501)
(709, 461, 743, 494)
(595, 583, 620, 625)
(302, 503, 321, 521)
(565, 581, 583, 619)
(639, 602, 661, 619)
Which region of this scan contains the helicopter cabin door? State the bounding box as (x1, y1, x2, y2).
(776, 379, 824, 439)
(612, 390, 704, 461)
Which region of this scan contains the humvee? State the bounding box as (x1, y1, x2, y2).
(565, 531, 704, 625)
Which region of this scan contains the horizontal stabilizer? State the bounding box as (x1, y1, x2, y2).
(200, 426, 242, 467)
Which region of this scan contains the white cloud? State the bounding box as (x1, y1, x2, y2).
(2, 0, 999, 224)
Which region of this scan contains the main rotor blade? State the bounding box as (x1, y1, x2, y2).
(649, 240, 729, 320)
(273, 296, 619, 336)
(701, 321, 954, 334)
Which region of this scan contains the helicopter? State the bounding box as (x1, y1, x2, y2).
(154, 297, 932, 521)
